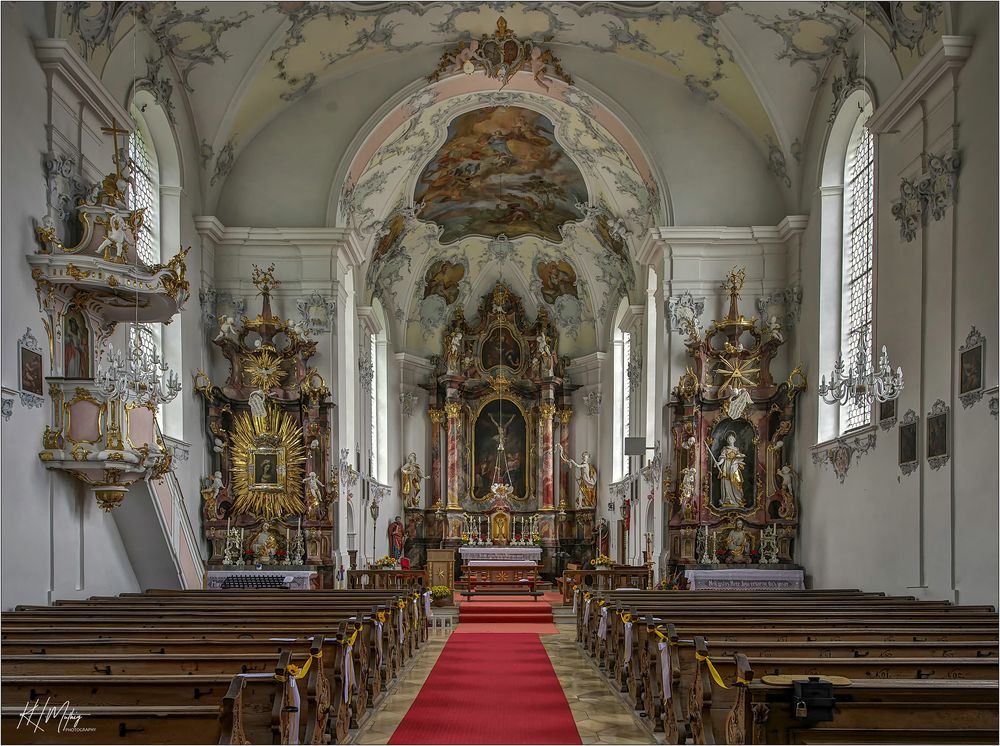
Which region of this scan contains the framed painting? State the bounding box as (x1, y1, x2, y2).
(480, 325, 522, 372)
(959, 327, 985, 408)
(17, 328, 44, 408)
(63, 308, 91, 379)
(472, 398, 527, 500)
(926, 399, 950, 470)
(898, 409, 918, 476)
(250, 449, 283, 491)
(878, 398, 897, 431)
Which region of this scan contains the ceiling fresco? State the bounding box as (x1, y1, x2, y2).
(59, 2, 945, 205)
(413, 106, 589, 243)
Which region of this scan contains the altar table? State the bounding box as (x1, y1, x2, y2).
(459, 546, 541, 562)
(684, 568, 804, 591)
(206, 569, 317, 590)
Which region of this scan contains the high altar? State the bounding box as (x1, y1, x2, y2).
(666, 268, 806, 588)
(406, 282, 592, 576)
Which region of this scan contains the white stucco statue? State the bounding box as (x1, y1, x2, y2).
(303, 471, 325, 506)
(767, 315, 784, 343)
(401, 452, 430, 508)
(710, 433, 746, 508)
(249, 389, 267, 418)
(557, 444, 598, 508)
(216, 315, 237, 341)
(97, 213, 129, 262)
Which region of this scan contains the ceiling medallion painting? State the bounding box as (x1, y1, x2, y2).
(428, 16, 573, 92)
(414, 106, 588, 243)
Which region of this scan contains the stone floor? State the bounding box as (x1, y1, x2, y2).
(351, 626, 655, 745)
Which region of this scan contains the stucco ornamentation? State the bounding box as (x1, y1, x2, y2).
(668, 292, 705, 336)
(811, 430, 876, 483)
(755, 286, 803, 329)
(892, 152, 961, 242)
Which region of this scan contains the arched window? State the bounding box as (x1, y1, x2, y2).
(127, 109, 165, 422)
(368, 300, 389, 484)
(840, 110, 875, 432)
(612, 300, 632, 481)
(818, 93, 875, 440)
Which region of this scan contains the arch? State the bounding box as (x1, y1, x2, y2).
(817, 89, 875, 441)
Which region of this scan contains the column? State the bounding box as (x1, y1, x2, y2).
(444, 402, 462, 509)
(539, 403, 556, 510)
(557, 409, 573, 510)
(428, 408, 444, 508)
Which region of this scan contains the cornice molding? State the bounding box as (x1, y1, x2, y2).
(191, 217, 364, 266)
(868, 36, 974, 134)
(33, 39, 132, 130)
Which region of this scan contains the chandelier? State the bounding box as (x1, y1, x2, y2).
(96, 333, 181, 407)
(818, 330, 903, 408)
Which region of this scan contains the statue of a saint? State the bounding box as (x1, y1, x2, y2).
(556, 444, 597, 507)
(401, 452, 429, 508)
(596, 518, 610, 557)
(387, 516, 405, 560)
(534, 335, 554, 378)
(710, 433, 746, 508)
(492, 512, 509, 544)
(445, 332, 463, 374)
(679, 467, 697, 521)
(725, 518, 753, 560)
(201, 471, 223, 519)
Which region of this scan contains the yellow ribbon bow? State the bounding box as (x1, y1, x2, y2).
(695, 652, 729, 689)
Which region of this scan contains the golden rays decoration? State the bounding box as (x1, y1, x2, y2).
(229, 402, 306, 520)
(244, 349, 287, 390)
(714, 354, 761, 395)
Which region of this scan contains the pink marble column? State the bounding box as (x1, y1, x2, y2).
(557, 409, 572, 509)
(428, 408, 444, 508)
(539, 403, 556, 510)
(444, 402, 462, 511)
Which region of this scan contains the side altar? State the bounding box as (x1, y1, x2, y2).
(194, 264, 337, 586)
(666, 267, 806, 584)
(405, 282, 594, 577)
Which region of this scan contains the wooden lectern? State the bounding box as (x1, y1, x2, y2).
(426, 548, 456, 596)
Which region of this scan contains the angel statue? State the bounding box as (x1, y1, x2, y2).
(534, 335, 555, 378)
(303, 471, 325, 507)
(710, 433, 746, 508)
(400, 452, 430, 509)
(215, 315, 237, 341)
(96, 213, 129, 262)
(556, 444, 597, 508)
(766, 315, 784, 344)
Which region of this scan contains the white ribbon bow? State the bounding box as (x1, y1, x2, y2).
(572, 588, 579, 614)
(659, 641, 672, 701)
(374, 621, 383, 664)
(623, 622, 633, 668)
(597, 607, 608, 640)
(423, 590, 432, 619)
(343, 644, 355, 704)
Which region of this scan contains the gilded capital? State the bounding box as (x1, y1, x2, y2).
(557, 408, 573, 425)
(428, 408, 445, 425)
(539, 403, 557, 421)
(444, 402, 462, 420)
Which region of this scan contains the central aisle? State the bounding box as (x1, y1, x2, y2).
(388, 633, 582, 744)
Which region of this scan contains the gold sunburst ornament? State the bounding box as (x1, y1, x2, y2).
(229, 402, 306, 520)
(245, 349, 287, 390)
(715, 354, 761, 395)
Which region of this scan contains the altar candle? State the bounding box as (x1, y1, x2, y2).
(227, 517, 231, 534)
(286, 528, 290, 544)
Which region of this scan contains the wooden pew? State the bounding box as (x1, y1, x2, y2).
(739, 677, 999, 744)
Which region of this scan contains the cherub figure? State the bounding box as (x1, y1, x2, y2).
(216, 315, 237, 341)
(97, 213, 129, 262)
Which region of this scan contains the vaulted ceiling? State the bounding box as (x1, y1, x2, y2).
(55, 1, 947, 355)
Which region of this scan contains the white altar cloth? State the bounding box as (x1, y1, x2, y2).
(468, 560, 536, 567)
(684, 568, 804, 591)
(207, 569, 317, 590)
(459, 546, 541, 563)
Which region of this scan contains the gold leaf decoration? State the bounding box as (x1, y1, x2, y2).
(229, 402, 306, 520)
(244, 349, 288, 390)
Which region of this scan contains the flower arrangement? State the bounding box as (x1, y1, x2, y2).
(242, 549, 256, 563)
(274, 549, 288, 560)
(429, 585, 451, 600)
(749, 549, 761, 563)
(591, 554, 614, 568)
(372, 555, 398, 569)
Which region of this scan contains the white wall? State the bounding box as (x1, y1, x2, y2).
(796, 20, 998, 606)
(1, 4, 140, 608)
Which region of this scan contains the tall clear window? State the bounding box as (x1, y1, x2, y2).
(369, 333, 378, 477)
(612, 321, 631, 481)
(127, 118, 159, 266)
(840, 115, 874, 432)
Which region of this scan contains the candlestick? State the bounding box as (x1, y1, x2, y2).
(227, 517, 231, 533)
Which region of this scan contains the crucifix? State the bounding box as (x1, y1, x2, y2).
(101, 118, 130, 180)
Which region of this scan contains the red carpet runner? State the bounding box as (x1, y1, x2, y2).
(458, 600, 554, 624)
(388, 633, 581, 744)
